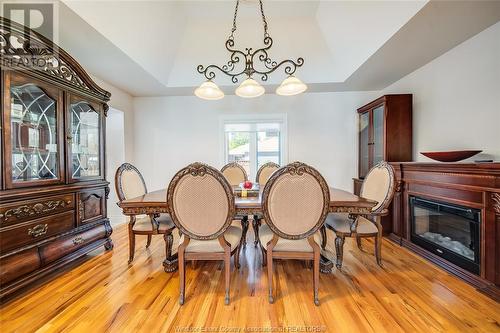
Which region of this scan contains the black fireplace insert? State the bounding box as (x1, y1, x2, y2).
(410, 196, 481, 274)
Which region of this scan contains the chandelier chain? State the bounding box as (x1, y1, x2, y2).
(230, 0, 269, 39)
(230, 0, 239, 38)
(197, 0, 304, 85)
(259, 0, 269, 37)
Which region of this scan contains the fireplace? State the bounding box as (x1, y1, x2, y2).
(410, 196, 481, 275)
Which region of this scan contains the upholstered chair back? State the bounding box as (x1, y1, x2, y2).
(262, 162, 330, 240)
(115, 163, 147, 202)
(167, 163, 235, 240)
(256, 162, 280, 186)
(221, 162, 248, 186)
(360, 161, 396, 212)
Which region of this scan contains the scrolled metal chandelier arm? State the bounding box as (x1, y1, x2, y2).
(250, 36, 304, 82)
(195, 0, 307, 99)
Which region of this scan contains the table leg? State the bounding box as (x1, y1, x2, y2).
(320, 225, 327, 250)
(163, 232, 178, 272)
(320, 254, 333, 274)
(253, 215, 261, 246)
(241, 216, 249, 247)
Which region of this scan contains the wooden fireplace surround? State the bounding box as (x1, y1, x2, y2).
(388, 162, 500, 300)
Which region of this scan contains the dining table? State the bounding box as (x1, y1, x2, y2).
(118, 187, 377, 273)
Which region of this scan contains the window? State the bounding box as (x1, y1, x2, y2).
(221, 115, 286, 180)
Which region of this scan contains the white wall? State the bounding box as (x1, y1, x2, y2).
(383, 21, 500, 162)
(91, 75, 135, 162)
(132, 92, 377, 192)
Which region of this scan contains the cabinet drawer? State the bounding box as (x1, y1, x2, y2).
(0, 248, 41, 285)
(40, 224, 106, 263)
(0, 211, 75, 252)
(0, 194, 74, 226)
(78, 189, 106, 225)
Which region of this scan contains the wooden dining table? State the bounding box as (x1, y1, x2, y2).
(118, 187, 377, 273)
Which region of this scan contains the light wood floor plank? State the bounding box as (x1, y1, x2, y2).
(1, 224, 499, 333)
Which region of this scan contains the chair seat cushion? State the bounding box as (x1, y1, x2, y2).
(258, 224, 321, 252)
(180, 225, 243, 253)
(325, 214, 378, 235)
(133, 214, 175, 233)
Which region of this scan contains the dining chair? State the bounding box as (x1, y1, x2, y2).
(115, 163, 176, 264)
(253, 162, 280, 246)
(221, 162, 250, 246)
(256, 162, 280, 186)
(325, 161, 396, 269)
(167, 162, 243, 305)
(259, 161, 330, 305)
(221, 162, 248, 186)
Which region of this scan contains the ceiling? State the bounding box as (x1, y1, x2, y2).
(52, 0, 500, 96)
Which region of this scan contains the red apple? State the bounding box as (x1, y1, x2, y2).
(243, 181, 253, 189)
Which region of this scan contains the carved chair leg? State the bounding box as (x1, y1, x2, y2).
(375, 233, 383, 266)
(241, 216, 249, 247)
(218, 236, 231, 305)
(308, 237, 320, 306)
(235, 243, 241, 269)
(267, 236, 278, 303)
(178, 237, 189, 305)
(128, 217, 136, 264)
(146, 235, 152, 248)
(224, 253, 231, 305)
(374, 216, 383, 267)
(356, 235, 363, 251)
(334, 235, 345, 270)
(320, 225, 327, 250)
(261, 246, 267, 266)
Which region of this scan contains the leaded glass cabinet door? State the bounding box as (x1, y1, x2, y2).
(2, 73, 65, 188)
(372, 104, 385, 166)
(358, 111, 370, 179)
(67, 95, 104, 182)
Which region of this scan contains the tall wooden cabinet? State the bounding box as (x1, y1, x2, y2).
(353, 94, 413, 233)
(0, 17, 112, 299)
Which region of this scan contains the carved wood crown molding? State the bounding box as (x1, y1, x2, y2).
(0, 17, 111, 102)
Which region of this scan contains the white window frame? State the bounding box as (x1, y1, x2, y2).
(219, 113, 288, 180)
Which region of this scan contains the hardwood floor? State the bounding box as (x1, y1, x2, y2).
(1, 223, 499, 333)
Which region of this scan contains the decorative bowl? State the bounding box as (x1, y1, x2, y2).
(420, 150, 482, 162)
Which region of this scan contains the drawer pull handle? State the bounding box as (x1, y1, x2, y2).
(28, 224, 49, 238)
(73, 236, 85, 245)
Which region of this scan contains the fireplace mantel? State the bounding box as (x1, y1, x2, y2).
(388, 162, 500, 300)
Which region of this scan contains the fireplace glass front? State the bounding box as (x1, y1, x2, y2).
(410, 196, 480, 274)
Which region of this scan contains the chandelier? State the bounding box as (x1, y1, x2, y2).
(195, 0, 307, 100)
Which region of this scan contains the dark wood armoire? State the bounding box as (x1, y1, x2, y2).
(0, 17, 113, 300)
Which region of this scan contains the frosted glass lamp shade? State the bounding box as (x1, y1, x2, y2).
(276, 76, 307, 96)
(195, 80, 224, 100)
(235, 78, 265, 98)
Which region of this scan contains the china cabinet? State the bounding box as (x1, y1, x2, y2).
(353, 94, 412, 234)
(0, 17, 112, 300)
